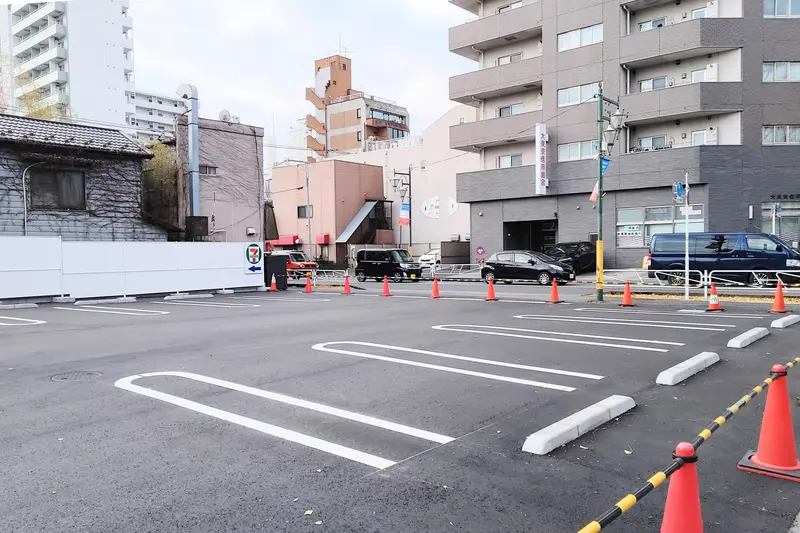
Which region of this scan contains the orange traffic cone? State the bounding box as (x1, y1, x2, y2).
(304, 273, 312, 294)
(737, 365, 800, 482)
(485, 278, 497, 301)
(381, 275, 392, 297)
(660, 442, 703, 533)
(547, 278, 563, 304)
(269, 274, 278, 292)
(620, 280, 636, 307)
(705, 283, 723, 312)
(343, 272, 352, 295)
(431, 278, 440, 299)
(769, 281, 789, 313)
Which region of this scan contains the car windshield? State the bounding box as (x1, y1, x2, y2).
(391, 250, 412, 262)
(549, 247, 567, 255)
(290, 252, 309, 262)
(772, 235, 795, 250)
(426, 249, 440, 255)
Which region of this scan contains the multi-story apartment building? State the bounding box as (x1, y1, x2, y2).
(305, 55, 411, 157)
(0, 0, 134, 126)
(126, 89, 187, 142)
(448, 0, 800, 266)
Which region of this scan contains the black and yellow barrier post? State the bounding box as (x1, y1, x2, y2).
(576, 356, 800, 533)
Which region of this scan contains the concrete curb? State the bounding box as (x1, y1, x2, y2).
(0, 303, 39, 309)
(656, 352, 720, 386)
(771, 314, 800, 329)
(52, 297, 76, 303)
(522, 395, 636, 455)
(255, 287, 268, 292)
(788, 510, 800, 533)
(216, 290, 234, 295)
(727, 327, 770, 349)
(164, 293, 213, 301)
(75, 297, 136, 306)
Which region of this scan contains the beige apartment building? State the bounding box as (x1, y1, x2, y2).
(269, 160, 393, 264)
(305, 55, 411, 157)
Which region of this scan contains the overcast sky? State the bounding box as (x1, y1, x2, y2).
(130, 0, 475, 152)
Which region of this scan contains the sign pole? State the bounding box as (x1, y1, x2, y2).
(684, 172, 690, 301)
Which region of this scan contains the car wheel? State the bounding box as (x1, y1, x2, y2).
(483, 271, 496, 284)
(503, 280, 513, 285)
(392, 272, 403, 283)
(356, 272, 366, 283)
(538, 272, 552, 285)
(749, 272, 771, 287)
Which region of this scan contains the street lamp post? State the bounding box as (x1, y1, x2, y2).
(390, 166, 413, 257)
(595, 83, 626, 302)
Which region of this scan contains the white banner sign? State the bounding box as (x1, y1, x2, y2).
(534, 123, 547, 195)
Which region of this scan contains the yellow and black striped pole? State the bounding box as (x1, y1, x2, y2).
(576, 356, 800, 533)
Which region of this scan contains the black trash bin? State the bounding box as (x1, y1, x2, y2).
(265, 255, 289, 291)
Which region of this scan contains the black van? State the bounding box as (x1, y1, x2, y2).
(648, 233, 800, 284)
(355, 248, 422, 282)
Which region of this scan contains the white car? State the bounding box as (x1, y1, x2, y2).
(418, 248, 441, 269)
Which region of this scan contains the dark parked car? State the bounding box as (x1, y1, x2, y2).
(546, 241, 596, 274)
(355, 248, 422, 283)
(481, 250, 575, 285)
(648, 233, 800, 285)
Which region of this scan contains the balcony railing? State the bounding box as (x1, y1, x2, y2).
(15, 20, 51, 44)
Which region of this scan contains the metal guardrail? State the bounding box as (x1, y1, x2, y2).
(311, 270, 347, 286)
(430, 264, 482, 279)
(577, 357, 800, 533)
(707, 269, 800, 289)
(598, 269, 705, 287)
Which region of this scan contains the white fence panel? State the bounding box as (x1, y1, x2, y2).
(0, 236, 63, 299)
(123, 242, 182, 296)
(174, 242, 248, 293)
(62, 241, 127, 298)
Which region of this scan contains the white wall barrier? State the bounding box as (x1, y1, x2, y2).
(0, 236, 64, 299)
(1, 238, 265, 300)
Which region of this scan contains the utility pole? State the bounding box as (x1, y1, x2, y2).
(392, 166, 413, 257)
(285, 159, 313, 259)
(595, 84, 626, 302)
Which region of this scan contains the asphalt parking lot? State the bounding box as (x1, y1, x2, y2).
(1, 287, 798, 532)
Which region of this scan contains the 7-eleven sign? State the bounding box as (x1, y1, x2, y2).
(244, 243, 263, 274)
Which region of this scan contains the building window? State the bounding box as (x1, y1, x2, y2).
(130, 94, 135, 100)
(692, 7, 706, 18)
(616, 204, 704, 248)
(30, 169, 86, 210)
(356, 108, 361, 119)
(557, 82, 599, 107)
(497, 1, 522, 13)
(497, 154, 523, 168)
(691, 69, 706, 83)
(639, 76, 667, 92)
(557, 140, 598, 162)
(497, 103, 524, 117)
(158, 126, 165, 130)
(370, 109, 406, 124)
(639, 18, 666, 32)
(199, 165, 217, 175)
(763, 125, 800, 145)
(557, 23, 603, 52)
(497, 53, 522, 65)
(763, 61, 800, 81)
(297, 205, 313, 219)
(357, 131, 362, 142)
(764, 0, 800, 16)
(157, 100, 162, 104)
(691, 130, 707, 146)
(389, 128, 406, 139)
(342, 63, 347, 71)
(638, 135, 668, 150)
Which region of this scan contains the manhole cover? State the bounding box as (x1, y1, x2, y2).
(51, 371, 102, 382)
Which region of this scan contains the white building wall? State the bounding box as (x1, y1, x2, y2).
(128, 89, 187, 142)
(0, 0, 132, 127)
(332, 106, 480, 251)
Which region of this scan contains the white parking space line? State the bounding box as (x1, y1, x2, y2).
(0, 316, 46, 326)
(152, 301, 261, 308)
(431, 324, 680, 353)
(133, 371, 453, 444)
(53, 306, 170, 316)
(115, 374, 394, 470)
(228, 296, 331, 302)
(573, 308, 764, 319)
(513, 314, 733, 331)
(312, 342, 577, 391)
(314, 341, 603, 380)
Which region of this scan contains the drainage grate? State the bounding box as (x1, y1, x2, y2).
(51, 371, 102, 382)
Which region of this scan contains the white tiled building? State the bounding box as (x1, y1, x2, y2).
(126, 89, 187, 142)
(0, 0, 135, 126)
